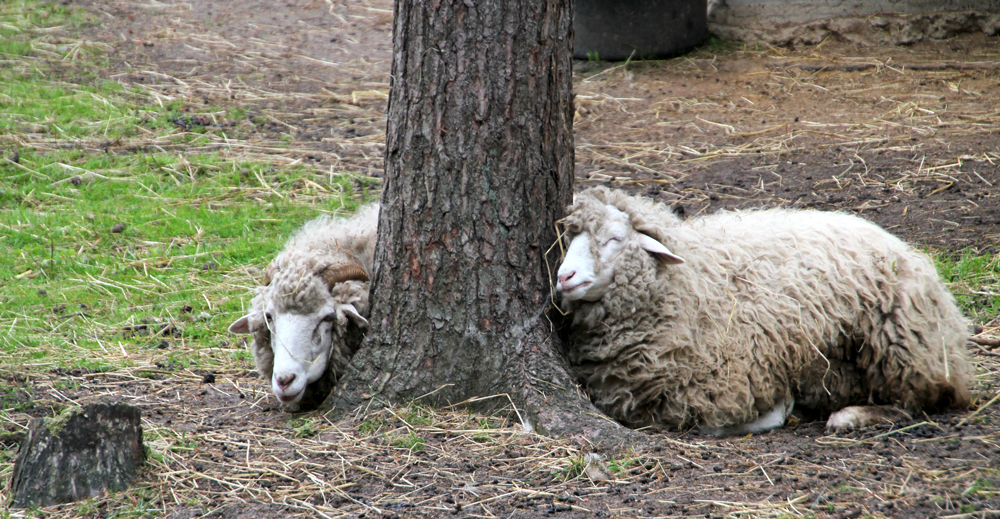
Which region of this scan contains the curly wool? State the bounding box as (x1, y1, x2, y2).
(561, 187, 972, 429)
(246, 205, 378, 389)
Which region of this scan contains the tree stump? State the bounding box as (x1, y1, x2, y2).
(10, 403, 145, 509)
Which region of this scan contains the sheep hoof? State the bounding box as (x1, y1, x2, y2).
(701, 397, 794, 436)
(826, 405, 911, 433)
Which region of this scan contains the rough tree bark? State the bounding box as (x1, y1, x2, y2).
(10, 403, 145, 509)
(321, 0, 643, 447)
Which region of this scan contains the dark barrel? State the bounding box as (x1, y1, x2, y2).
(574, 0, 708, 61)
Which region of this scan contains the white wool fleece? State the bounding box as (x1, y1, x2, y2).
(559, 187, 971, 430)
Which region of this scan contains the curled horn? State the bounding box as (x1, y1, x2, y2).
(319, 262, 369, 288)
(263, 264, 279, 286)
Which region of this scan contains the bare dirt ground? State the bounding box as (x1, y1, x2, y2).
(3, 1, 1000, 518)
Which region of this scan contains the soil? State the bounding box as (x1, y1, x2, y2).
(4, 1, 1000, 518)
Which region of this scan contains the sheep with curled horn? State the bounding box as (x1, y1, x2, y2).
(556, 187, 972, 435)
(229, 205, 378, 410)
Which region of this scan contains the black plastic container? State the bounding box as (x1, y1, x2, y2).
(574, 0, 707, 61)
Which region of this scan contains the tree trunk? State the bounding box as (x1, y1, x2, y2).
(321, 0, 642, 448)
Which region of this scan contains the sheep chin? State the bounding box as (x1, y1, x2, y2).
(558, 280, 593, 301)
(275, 387, 305, 405)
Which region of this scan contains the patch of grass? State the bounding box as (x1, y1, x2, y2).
(110, 486, 161, 519)
(289, 416, 320, 438)
(359, 415, 387, 436)
(390, 433, 425, 451)
(0, 78, 143, 140)
(934, 252, 1000, 324)
(0, 3, 140, 142)
(697, 36, 735, 54)
(72, 498, 99, 517)
(467, 415, 502, 443)
(232, 349, 253, 363)
(559, 454, 588, 480)
(0, 5, 375, 385)
(402, 403, 434, 427)
(606, 453, 641, 474)
(0, 443, 18, 464)
(0, 385, 33, 412)
(0, 1, 84, 56)
(0, 2, 260, 150)
(963, 477, 999, 497)
(164, 431, 196, 453)
(1, 118, 372, 374)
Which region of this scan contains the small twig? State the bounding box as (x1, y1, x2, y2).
(783, 62, 998, 73)
(970, 335, 1000, 350)
(957, 391, 1000, 427)
(871, 421, 930, 440)
(974, 345, 1000, 357)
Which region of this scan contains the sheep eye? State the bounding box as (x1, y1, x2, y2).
(265, 312, 273, 322)
(603, 236, 622, 246)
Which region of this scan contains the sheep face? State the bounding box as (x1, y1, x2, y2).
(228, 259, 370, 408)
(558, 203, 683, 302)
(263, 296, 367, 405)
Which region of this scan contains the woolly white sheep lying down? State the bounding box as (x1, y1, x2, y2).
(229, 205, 378, 410)
(556, 187, 972, 435)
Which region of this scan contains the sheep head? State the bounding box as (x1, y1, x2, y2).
(557, 193, 684, 302)
(228, 257, 370, 408)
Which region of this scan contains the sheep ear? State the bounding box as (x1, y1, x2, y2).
(229, 315, 251, 334)
(638, 233, 685, 264)
(341, 304, 369, 329)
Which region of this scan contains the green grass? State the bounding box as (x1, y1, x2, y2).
(389, 432, 425, 451)
(559, 454, 588, 480)
(358, 414, 387, 436)
(402, 403, 434, 427)
(1, 148, 369, 371)
(934, 252, 1000, 324)
(0, 386, 33, 412)
(606, 454, 639, 474)
(556, 452, 644, 481)
(0, 1, 82, 54)
(963, 476, 1000, 498)
(0, 1, 377, 375)
(0, 2, 132, 140)
(289, 416, 320, 438)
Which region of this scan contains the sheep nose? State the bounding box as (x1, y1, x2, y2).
(558, 270, 576, 286)
(276, 374, 296, 390)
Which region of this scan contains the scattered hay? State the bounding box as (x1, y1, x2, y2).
(2, 1, 999, 518)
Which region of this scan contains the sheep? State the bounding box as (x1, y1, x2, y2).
(555, 187, 972, 435)
(228, 205, 378, 410)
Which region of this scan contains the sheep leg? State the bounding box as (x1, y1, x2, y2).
(701, 396, 795, 436)
(825, 405, 911, 433)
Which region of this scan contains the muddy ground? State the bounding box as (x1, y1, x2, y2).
(4, 1, 1000, 518)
